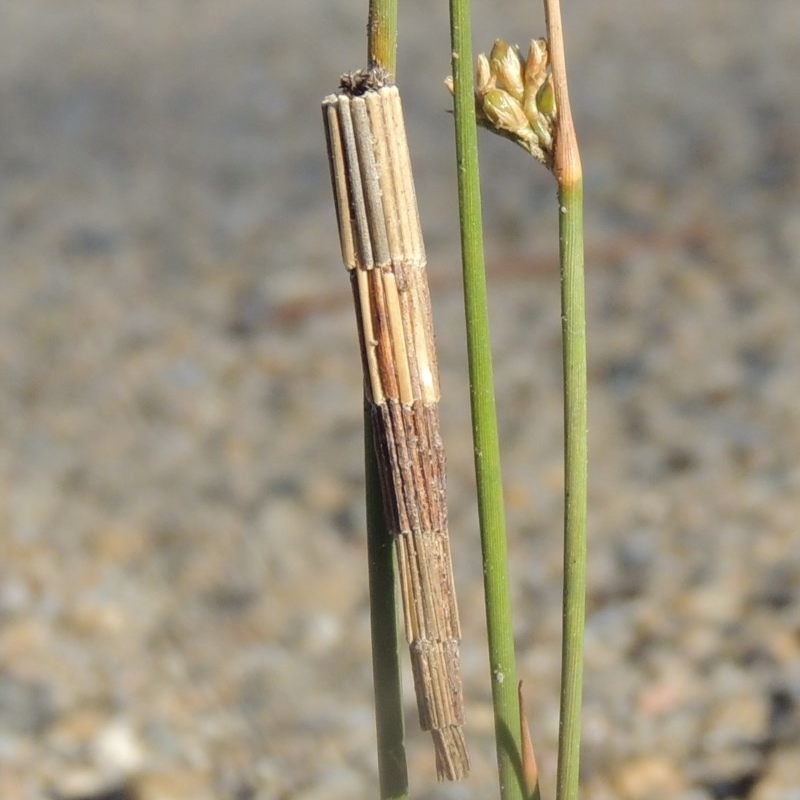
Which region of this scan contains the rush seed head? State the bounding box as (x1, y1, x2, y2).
(446, 37, 558, 168)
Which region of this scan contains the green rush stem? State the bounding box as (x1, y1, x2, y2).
(368, 0, 398, 74)
(365, 406, 409, 800)
(543, 0, 589, 796)
(365, 4, 407, 798)
(448, 2, 523, 798)
(554, 178, 587, 800)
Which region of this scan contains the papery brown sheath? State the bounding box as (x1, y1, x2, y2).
(322, 70, 469, 781)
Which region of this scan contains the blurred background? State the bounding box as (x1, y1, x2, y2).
(1, 1, 798, 798)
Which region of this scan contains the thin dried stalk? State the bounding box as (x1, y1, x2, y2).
(322, 70, 469, 781)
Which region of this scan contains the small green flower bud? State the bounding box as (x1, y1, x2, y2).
(530, 114, 553, 151)
(476, 53, 494, 96)
(522, 90, 539, 129)
(537, 75, 557, 118)
(481, 88, 531, 138)
(489, 39, 524, 102)
(524, 38, 549, 92)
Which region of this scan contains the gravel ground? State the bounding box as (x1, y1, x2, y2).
(1, 2, 799, 799)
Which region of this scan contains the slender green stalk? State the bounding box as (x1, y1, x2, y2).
(364, 6, 407, 798)
(448, 3, 524, 799)
(543, 2, 588, 799)
(554, 175, 586, 800)
(367, 0, 397, 73)
(365, 410, 409, 800)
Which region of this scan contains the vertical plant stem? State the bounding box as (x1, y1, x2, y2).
(365, 412, 409, 800)
(448, 2, 523, 798)
(364, 5, 407, 798)
(543, 2, 588, 799)
(368, 0, 398, 72)
(554, 174, 586, 800)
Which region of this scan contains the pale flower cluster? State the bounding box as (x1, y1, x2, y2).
(447, 39, 557, 167)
